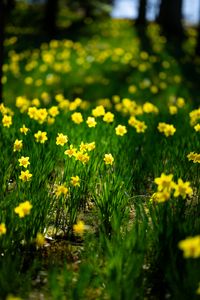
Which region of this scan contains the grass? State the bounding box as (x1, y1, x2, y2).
(0, 6, 200, 300)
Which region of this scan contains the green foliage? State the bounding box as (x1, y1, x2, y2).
(0, 14, 200, 300)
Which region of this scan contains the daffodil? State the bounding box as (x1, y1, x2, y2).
(35, 233, 45, 247)
(54, 184, 68, 197)
(70, 176, 80, 187)
(64, 145, 77, 157)
(14, 201, 32, 218)
(19, 170, 32, 182)
(56, 133, 68, 146)
(34, 130, 48, 144)
(86, 116, 97, 128)
(178, 235, 200, 258)
(194, 123, 200, 132)
(75, 151, 90, 164)
(2, 115, 12, 128)
(73, 220, 85, 235)
(71, 112, 83, 124)
(0, 223, 6, 236)
(18, 156, 30, 168)
(13, 139, 23, 152)
(154, 173, 174, 192)
(115, 124, 127, 136)
(92, 105, 105, 117)
(104, 153, 114, 165)
(103, 112, 114, 123)
(20, 124, 29, 135)
(174, 179, 193, 199)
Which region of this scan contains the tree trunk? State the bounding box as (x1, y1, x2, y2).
(0, 1, 5, 103)
(6, 0, 15, 11)
(196, 2, 200, 56)
(136, 0, 147, 25)
(157, 0, 183, 37)
(197, 26, 200, 55)
(44, 0, 59, 38)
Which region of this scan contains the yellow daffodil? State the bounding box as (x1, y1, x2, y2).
(35, 233, 45, 247)
(194, 123, 200, 132)
(13, 139, 23, 152)
(71, 112, 83, 124)
(0, 223, 6, 236)
(54, 184, 68, 197)
(2, 115, 12, 128)
(104, 153, 114, 165)
(18, 156, 30, 168)
(19, 170, 32, 182)
(14, 201, 32, 218)
(56, 133, 68, 146)
(20, 124, 29, 135)
(64, 145, 77, 157)
(103, 112, 114, 123)
(86, 116, 97, 128)
(174, 179, 193, 199)
(70, 176, 80, 187)
(73, 220, 85, 235)
(92, 105, 105, 117)
(34, 130, 48, 143)
(154, 173, 174, 192)
(115, 124, 127, 136)
(178, 235, 200, 258)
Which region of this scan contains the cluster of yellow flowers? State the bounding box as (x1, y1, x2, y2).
(128, 116, 147, 133)
(16, 94, 88, 116)
(12, 130, 33, 184)
(152, 173, 193, 203)
(0, 103, 14, 129)
(71, 106, 115, 128)
(157, 122, 176, 137)
(2, 95, 191, 144)
(167, 97, 185, 115)
(115, 98, 143, 116)
(64, 141, 95, 164)
(187, 152, 200, 163)
(143, 102, 159, 114)
(28, 107, 48, 124)
(18, 154, 32, 182)
(178, 235, 200, 258)
(54, 176, 80, 198)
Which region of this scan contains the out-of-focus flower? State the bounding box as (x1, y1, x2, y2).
(14, 201, 32, 218)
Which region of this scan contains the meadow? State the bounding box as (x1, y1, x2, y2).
(0, 11, 200, 300)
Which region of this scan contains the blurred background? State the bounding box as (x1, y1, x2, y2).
(1, 0, 200, 104)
